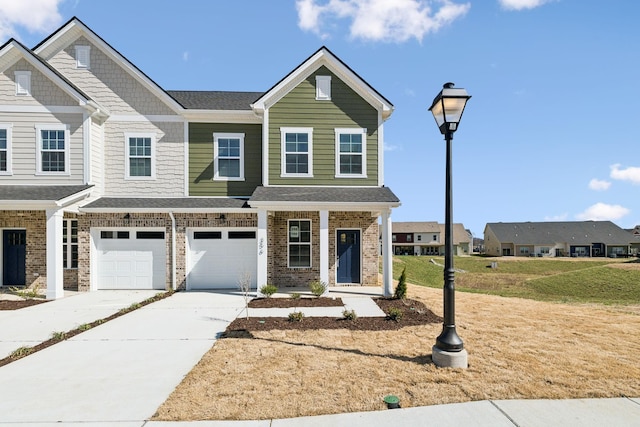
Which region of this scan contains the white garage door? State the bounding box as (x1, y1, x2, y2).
(94, 229, 166, 290)
(187, 229, 257, 289)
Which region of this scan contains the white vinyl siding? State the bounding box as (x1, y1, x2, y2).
(281, 127, 313, 177)
(36, 124, 69, 175)
(335, 128, 366, 178)
(213, 133, 244, 181)
(0, 124, 12, 175)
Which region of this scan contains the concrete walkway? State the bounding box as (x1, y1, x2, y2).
(0, 290, 639, 426)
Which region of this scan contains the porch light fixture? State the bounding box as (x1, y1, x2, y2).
(428, 82, 470, 368)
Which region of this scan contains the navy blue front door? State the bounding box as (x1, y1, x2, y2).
(336, 230, 360, 284)
(3, 230, 26, 286)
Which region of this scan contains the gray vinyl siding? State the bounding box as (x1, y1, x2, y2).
(268, 66, 378, 186)
(189, 123, 262, 196)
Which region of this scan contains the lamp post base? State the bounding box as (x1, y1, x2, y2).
(432, 346, 468, 368)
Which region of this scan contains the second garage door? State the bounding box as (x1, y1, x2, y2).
(187, 229, 257, 289)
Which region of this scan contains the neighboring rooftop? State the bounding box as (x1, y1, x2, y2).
(485, 221, 634, 245)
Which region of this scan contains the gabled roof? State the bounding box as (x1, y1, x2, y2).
(252, 46, 394, 119)
(249, 186, 399, 208)
(166, 91, 263, 111)
(33, 17, 183, 114)
(485, 221, 634, 245)
(0, 38, 98, 108)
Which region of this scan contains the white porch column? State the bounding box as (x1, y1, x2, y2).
(257, 208, 268, 295)
(46, 208, 64, 300)
(319, 210, 329, 288)
(381, 208, 393, 297)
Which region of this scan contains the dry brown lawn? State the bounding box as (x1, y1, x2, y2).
(154, 284, 640, 421)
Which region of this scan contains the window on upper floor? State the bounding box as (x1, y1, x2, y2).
(63, 219, 78, 269)
(281, 128, 313, 177)
(0, 124, 11, 175)
(125, 133, 155, 179)
(335, 128, 366, 178)
(36, 124, 69, 174)
(75, 45, 91, 69)
(15, 71, 31, 96)
(417, 235, 422, 241)
(407, 234, 412, 242)
(316, 75, 331, 100)
(213, 133, 244, 181)
(288, 219, 312, 268)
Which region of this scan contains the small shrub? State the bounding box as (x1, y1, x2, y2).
(309, 280, 328, 297)
(288, 311, 304, 322)
(387, 307, 403, 322)
(342, 309, 357, 321)
(290, 292, 301, 299)
(78, 323, 92, 331)
(51, 331, 67, 341)
(10, 346, 33, 360)
(9, 285, 42, 300)
(394, 267, 408, 300)
(260, 284, 278, 298)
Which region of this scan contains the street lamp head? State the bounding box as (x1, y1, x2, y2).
(429, 82, 471, 135)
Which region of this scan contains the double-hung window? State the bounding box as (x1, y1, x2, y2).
(125, 133, 155, 179)
(335, 128, 366, 178)
(213, 133, 244, 181)
(288, 219, 311, 268)
(63, 219, 78, 269)
(281, 128, 312, 177)
(0, 124, 11, 174)
(36, 124, 68, 174)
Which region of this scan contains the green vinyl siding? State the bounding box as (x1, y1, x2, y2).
(189, 123, 262, 196)
(268, 66, 379, 186)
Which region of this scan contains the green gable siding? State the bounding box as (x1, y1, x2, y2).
(268, 66, 379, 186)
(189, 123, 262, 196)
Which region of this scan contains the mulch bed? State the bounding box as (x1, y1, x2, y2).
(249, 297, 344, 308)
(0, 299, 48, 310)
(226, 298, 442, 333)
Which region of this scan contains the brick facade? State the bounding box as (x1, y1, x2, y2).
(0, 210, 46, 289)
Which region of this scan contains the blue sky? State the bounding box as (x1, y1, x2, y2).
(1, 0, 638, 237)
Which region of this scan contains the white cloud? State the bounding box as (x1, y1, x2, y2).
(588, 178, 611, 191)
(384, 142, 400, 151)
(544, 213, 568, 221)
(182, 51, 189, 62)
(498, 0, 553, 11)
(0, 0, 64, 41)
(296, 0, 470, 43)
(610, 164, 640, 185)
(576, 203, 630, 222)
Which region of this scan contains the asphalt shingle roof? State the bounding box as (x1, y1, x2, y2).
(0, 185, 93, 201)
(166, 91, 263, 110)
(82, 197, 250, 210)
(249, 186, 400, 204)
(485, 221, 634, 245)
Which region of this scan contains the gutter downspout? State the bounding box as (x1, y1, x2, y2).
(169, 211, 177, 291)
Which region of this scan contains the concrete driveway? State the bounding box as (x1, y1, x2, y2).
(0, 290, 245, 423)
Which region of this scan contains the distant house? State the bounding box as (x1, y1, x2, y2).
(484, 221, 634, 257)
(390, 221, 472, 256)
(627, 226, 640, 256)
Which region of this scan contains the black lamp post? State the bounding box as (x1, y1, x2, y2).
(428, 82, 471, 367)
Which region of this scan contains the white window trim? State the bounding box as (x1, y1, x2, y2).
(287, 219, 312, 269)
(125, 132, 156, 180)
(0, 123, 12, 175)
(75, 45, 91, 69)
(35, 124, 70, 175)
(316, 75, 331, 100)
(63, 219, 78, 270)
(281, 127, 313, 178)
(15, 71, 31, 96)
(213, 132, 245, 181)
(335, 127, 367, 178)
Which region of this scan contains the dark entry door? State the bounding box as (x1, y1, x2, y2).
(336, 230, 360, 284)
(3, 230, 26, 286)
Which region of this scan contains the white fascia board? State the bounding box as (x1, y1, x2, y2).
(248, 201, 401, 211)
(34, 19, 183, 115)
(0, 201, 58, 210)
(56, 187, 94, 208)
(181, 110, 262, 124)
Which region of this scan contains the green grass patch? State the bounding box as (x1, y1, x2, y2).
(389, 255, 640, 305)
